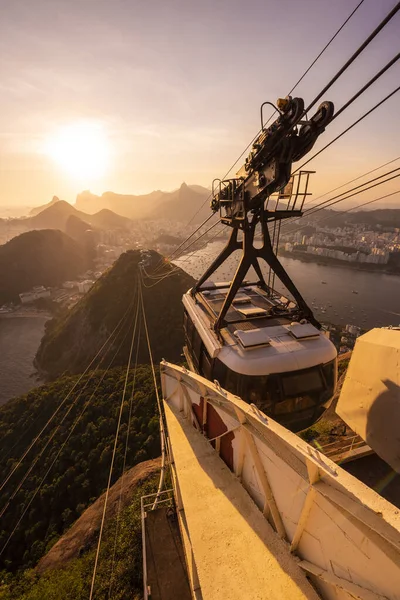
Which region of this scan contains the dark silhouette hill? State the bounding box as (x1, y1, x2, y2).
(29, 195, 62, 216)
(35, 249, 195, 378)
(19, 200, 132, 233)
(0, 229, 90, 303)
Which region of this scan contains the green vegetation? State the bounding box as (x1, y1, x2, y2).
(0, 475, 158, 600)
(0, 230, 90, 304)
(0, 366, 160, 572)
(35, 250, 195, 379)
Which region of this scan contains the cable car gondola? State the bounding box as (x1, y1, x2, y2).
(183, 96, 338, 432)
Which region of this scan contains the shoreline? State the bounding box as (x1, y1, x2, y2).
(0, 309, 51, 319)
(279, 250, 400, 276)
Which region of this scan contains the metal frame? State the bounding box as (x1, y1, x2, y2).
(141, 488, 175, 600)
(192, 95, 335, 333)
(192, 196, 319, 330)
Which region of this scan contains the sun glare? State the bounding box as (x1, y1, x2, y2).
(45, 122, 111, 181)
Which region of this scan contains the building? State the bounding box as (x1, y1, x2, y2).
(345, 324, 361, 336)
(77, 280, 94, 294)
(19, 286, 51, 304)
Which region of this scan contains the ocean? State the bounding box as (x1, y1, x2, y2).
(174, 241, 400, 330)
(0, 315, 49, 406)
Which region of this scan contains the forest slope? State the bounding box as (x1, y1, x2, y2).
(0, 366, 160, 571)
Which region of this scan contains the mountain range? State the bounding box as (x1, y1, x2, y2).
(75, 183, 211, 222)
(22, 200, 132, 232)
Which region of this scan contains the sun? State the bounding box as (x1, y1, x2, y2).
(45, 121, 111, 181)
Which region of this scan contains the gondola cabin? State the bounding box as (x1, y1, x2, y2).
(183, 282, 337, 432)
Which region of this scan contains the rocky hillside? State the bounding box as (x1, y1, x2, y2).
(36, 458, 160, 573)
(0, 229, 90, 304)
(1, 464, 159, 600)
(35, 249, 195, 379)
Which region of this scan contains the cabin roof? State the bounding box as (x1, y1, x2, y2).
(183, 283, 337, 376)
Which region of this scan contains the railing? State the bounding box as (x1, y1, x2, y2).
(317, 433, 369, 460)
(141, 489, 174, 600)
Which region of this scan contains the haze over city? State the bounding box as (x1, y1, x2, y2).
(1, 0, 399, 208)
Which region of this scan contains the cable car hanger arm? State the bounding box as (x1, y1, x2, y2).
(191, 96, 334, 331)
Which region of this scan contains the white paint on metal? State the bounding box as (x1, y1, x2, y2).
(183, 290, 337, 375)
(161, 361, 400, 600)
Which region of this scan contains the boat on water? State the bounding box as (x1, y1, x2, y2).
(321, 280, 327, 284)
(352, 290, 359, 294)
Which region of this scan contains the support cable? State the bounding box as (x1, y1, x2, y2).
(302, 155, 400, 208)
(0, 300, 134, 496)
(285, 189, 400, 236)
(187, 0, 367, 226)
(331, 52, 400, 122)
(304, 172, 400, 217)
(148, 219, 221, 281)
(138, 273, 167, 510)
(302, 167, 400, 216)
(264, 169, 400, 240)
(293, 85, 400, 174)
(89, 291, 141, 600)
(302, 1, 400, 117)
(287, 0, 366, 96)
(0, 299, 136, 557)
(107, 316, 141, 599)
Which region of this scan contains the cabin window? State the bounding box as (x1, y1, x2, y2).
(322, 359, 336, 391)
(281, 368, 324, 398)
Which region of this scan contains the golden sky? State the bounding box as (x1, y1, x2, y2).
(0, 0, 399, 208)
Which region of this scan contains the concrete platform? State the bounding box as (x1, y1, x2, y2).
(144, 505, 192, 600)
(164, 401, 319, 600)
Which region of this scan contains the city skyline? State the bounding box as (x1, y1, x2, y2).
(1, 0, 399, 207)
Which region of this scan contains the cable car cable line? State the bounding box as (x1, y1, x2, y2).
(89, 287, 141, 600)
(138, 272, 168, 509)
(273, 168, 400, 240)
(184, 0, 368, 229)
(0, 298, 138, 557)
(284, 189, 400, 237)
(303, 169, 400, 216)
(287, 0, 366, 97)
(156, 0, 371, 272)
(0, 306, 136, 520)
(293, 83, 400, 175)
(301, 171, 400, 218)
(301, 1, 400, 119)
(300, 155, 400, 209)
(330, 52, 400, 123)
(0, 300, 135, 496)
(107, 315, 142, 599)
